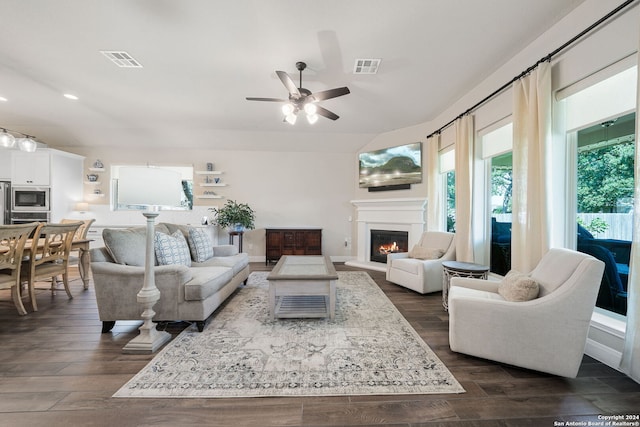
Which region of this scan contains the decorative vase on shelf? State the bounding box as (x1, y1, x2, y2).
(93, 159, 104, 169)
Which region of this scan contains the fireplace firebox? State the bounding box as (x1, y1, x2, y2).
(370, 230, 409, 263)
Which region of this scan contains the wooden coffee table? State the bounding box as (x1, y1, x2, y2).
(266, 255, 338, 320)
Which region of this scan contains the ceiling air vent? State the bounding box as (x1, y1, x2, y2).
(353, 58, 381, 74)
(100, 51, 143, 68)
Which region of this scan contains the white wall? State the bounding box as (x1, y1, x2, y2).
(67, 146, 357, 262)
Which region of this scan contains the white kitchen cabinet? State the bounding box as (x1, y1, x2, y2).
(11, 152, 51, 185)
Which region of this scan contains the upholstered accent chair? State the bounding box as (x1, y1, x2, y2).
(448, 248, 604, 378)
(0, 223, 39, 315)
(386, 231, 456, 294)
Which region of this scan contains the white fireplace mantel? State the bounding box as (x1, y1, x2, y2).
(347, 198, 427, 271)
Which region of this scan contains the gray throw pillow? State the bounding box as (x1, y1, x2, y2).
(187, 227, 214, 262)
(498, 270, 540, 302)
(103, 227, 147, 266)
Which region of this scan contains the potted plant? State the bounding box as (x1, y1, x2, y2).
(209, 200, 255, 232)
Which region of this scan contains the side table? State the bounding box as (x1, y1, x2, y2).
(442, 261, 489, 311)
(228, 231, 244, 252)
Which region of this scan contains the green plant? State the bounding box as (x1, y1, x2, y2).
(577, 217, 609, 237)
(209, 200, 255, 230)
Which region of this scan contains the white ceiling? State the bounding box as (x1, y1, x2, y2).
(0, 0, 585, 153)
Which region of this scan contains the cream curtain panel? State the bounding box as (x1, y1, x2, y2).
(454, 115, 474, 262)
(620, 39, 640, 384)
(427, 134, 443, 231)
(511, 61, 552, 273)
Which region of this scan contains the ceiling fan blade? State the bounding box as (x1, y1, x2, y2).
(276, 71, 301, 97)
(316, 106, 340, 120)
(312, 86, 350, 101)
(246, 97, 288, 102)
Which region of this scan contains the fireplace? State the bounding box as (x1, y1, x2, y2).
(370, 229, 409, 263)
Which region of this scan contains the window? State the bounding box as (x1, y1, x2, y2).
(440, 149, 455, 232)
(575, 112, 635, 316)
(563, 65, 637, 317)
(481, 121, 513, 274)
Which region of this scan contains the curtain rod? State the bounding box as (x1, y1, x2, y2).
(426, 0, 638, 139)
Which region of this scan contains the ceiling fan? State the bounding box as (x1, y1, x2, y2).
(246, 61, 350, 124)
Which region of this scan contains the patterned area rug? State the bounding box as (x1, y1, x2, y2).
(113, 271, 464, 398)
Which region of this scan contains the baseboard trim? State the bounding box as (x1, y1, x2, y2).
(585, 338, 623, 372)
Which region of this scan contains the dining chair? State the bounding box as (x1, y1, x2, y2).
(60, 218, 95, 282)
(0, 223, 39, 315)
(23, 222, 82, 311)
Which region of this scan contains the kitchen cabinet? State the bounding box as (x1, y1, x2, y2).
(11, 152, 51, 185)
(265, 228, 322, 264)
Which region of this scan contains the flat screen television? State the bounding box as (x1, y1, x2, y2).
(359, 142, 422, 188)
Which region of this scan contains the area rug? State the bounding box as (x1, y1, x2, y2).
(113, 271, 464, 398)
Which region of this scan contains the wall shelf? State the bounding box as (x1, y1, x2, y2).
(200, 183, 227, 187)
(197, 195, 224, 199)
(88, 167, 105, 172)
(84, 181, 102, 185)
(195, 171, 223, 175)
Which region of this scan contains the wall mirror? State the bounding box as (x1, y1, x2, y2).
(111, 165, 194, 210)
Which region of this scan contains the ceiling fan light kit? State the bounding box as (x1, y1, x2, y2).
(247, 61, 350, 125)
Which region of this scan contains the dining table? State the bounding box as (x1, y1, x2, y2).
(1, 238, 92, 290)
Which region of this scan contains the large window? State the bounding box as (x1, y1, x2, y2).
(563, 64, 637, 317)
(481, 121, 513, 274)
(440, 149, 455, 232)
(575, 112, 635, 316)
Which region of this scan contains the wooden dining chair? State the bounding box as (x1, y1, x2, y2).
(60, 218, 95, 282)
(23, 222, 82, 311)
(0, 223, 39, 315)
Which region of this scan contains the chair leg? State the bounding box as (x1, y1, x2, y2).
(11, 284, 27, 316)
(62, 272, 73, 299)
(28, 278, 38, 312)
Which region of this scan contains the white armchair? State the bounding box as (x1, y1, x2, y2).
(448, 248, 605, 378)
(386, 231, 456, 294)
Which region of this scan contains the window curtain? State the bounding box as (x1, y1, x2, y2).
(454, 115, 474, 262)
(511, 61, 552, 273)
(620, 43, 640, 385)
(427, 134, 443, 231)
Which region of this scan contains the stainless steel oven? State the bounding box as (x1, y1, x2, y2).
(11, 186, 50, 212)
(10, 211, 49, 224)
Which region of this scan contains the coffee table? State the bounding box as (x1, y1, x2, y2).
(266, 255, 338, 320)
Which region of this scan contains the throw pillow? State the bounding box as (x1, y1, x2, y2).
(187, 227, 214, 262)
(154, 231, 192, 267)
(498, 270, 540, 302)
(408, 245, 445, 260)
(103, 227, 147, 266)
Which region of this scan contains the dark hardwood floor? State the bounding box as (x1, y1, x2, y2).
(0, 262, 638, 427)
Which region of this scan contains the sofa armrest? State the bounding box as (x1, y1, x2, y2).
(387, 252, 409, 261)
(212, 244, 239, 257)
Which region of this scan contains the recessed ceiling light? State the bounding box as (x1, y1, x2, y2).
(64, 94, 79, 100)
(0, 96, 7, 102)
(100, 50, 143, 68)
(353, 59, 381, 74)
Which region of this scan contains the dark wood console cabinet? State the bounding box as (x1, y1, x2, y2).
(265, 228, 322, 264)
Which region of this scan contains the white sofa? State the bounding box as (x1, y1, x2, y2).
(90, 223, 249, 333)
(448, 248, 604, 378)
(386, 231, 456, 294)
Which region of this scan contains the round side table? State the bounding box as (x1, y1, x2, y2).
(442, 261, 489, 311)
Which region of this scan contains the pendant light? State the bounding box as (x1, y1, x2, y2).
(0, 128, 15, 148)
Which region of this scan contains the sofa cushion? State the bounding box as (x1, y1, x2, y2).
(184, 266, 234, 301)
(187, 227, 214, 262)
(450, 285, 505, 301)
(195, 252, 249, 275)
(154, 231, 192, 267)
(103, 227, 147, 266)
(409, 245, 445, 260)
(498, 270, 539, 302)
